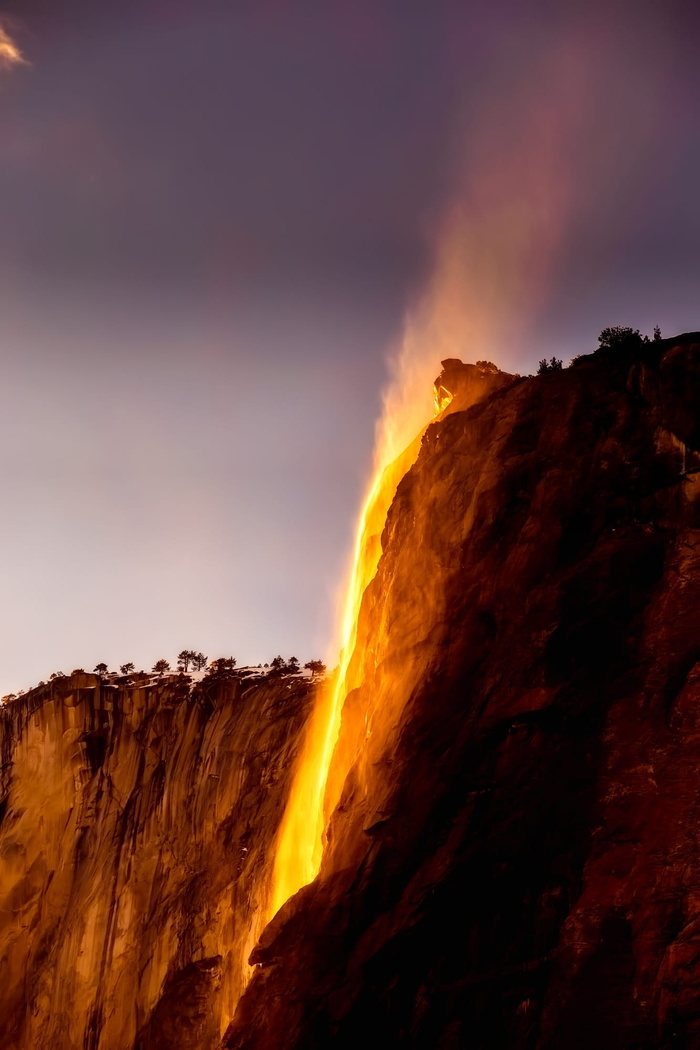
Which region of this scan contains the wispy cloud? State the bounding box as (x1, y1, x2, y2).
(0, 22, 26, 72)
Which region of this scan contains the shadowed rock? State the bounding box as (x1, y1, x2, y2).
(224, 336, 700, 1050)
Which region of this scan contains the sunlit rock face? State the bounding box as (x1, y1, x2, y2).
(225, 336, 700, 1050)
(0, 672, 312, 1050)
(433, 356, 515, 413)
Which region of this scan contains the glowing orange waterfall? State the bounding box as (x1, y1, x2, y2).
(270, 308, 447, 917)
(270, 463, 404, 913)
(269, 32, 587, 919)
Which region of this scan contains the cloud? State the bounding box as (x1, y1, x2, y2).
(0, 22, 26, 72)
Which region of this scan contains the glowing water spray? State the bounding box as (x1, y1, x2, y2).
(0, 23, 26, 71)
(269, 36, 591, 919)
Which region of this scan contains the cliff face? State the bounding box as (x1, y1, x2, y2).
(2, 338, 699, 1050)
(0, 672, 312, 1050)
(225, 337, 700, 1049)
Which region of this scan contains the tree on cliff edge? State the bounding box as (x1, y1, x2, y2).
(206, 657, 237, 679)
(598, 326, 646, 350)
(304, 660, 327, 678)
(177, 650, 195, 672)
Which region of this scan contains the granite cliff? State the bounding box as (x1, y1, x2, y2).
(0, 672, 313, 1049)
(226, 335, 700, 1049)
(1, 335, 699, 1049)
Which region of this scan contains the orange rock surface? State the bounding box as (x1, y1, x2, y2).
(2, 336, 700, 1049)
(226, 336, 700, 1049)
(0, 673, 312, 1049)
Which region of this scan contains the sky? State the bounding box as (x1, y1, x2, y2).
(0, 0, 698, 693)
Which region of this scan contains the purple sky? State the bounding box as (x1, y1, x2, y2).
(0, 0, 698, 692)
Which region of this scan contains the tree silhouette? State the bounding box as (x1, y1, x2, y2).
(191, 652, 208, 671)
(208, 657, 236, 677)
(270, 656, 285, 675)
(597, 326, 645, 350)
(94, 663, 108, 675)
(177, 650, 195, 672)
(304, 660, 327, 678)
(286, 656, 300, 674)
(537, 357, 563, 374)
(653, 325, 662, 342)
(120, 662, 135, 675)
(152, 659, 170, 675)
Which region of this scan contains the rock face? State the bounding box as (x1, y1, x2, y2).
(224, 336, 700, 1049)
(0, 672, 313, 1050)
(2, 337, 700, 1050)
(433, 357, 515, 413)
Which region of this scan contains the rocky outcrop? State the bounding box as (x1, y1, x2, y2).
(224, 336, 700, 1049)
(433, 357, 515, 413)
(0, 672, 313, 1050)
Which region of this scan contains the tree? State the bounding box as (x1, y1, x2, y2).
(191, 652, 208, 672)
(94, 662, 108, 675)
(177, 650, 196, 672)
(270, 656, 285, 675)
(152, 659, 170, 675)
(285, 656, 300, 674)
(597, 326, 645, 350)
(304, 660, 327, 678)
(653, 325, 662, 342)
(208, 657, 236, 676)
(120, 662, 135, 675)
(537, 357, 563, 374)
(49, 671, 65, 680)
